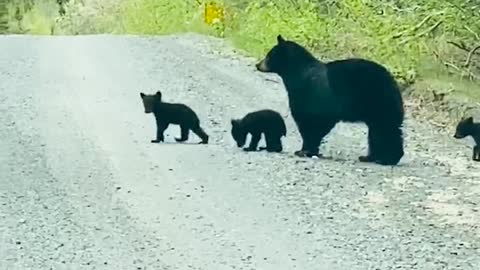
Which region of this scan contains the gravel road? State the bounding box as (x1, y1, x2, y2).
(0, 33, 479, 270)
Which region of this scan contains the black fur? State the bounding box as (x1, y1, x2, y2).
(453, 116, 480, 161)
(231, 109, 287, 153)
(140, 91, 209, 144)
(256, 35, 405, 165)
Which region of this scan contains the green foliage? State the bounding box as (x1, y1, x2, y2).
(54, 1, 123, 34)
(224, 0, 479, 86)
(3, 0, 122, 35)
(3, 0, 480, 99)
(113, 0, 480, 88)
(120, 0, 211, 35)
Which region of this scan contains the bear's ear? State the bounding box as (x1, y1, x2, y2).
(231, 119, 239, 126)
(466, 116, 474, 123)
(140, 92, 145, 98)
(277, 34, 285, 44)
(155, 91, 162, 100)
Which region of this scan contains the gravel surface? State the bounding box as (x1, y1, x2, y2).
(0, 33, 479, 270)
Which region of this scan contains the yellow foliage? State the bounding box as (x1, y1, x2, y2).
(204, 1, 225, 25)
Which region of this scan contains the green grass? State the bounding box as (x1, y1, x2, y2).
(118, 0, 480, 104)
(120, 0, 211, 35)
(2, 0, 57, 34)
(3, 0, 480, 116)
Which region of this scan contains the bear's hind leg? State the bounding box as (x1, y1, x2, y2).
(359, 127, 380, 163)
(473, 145, 480, 161)
(364, 124, 404, 166)
(175, 125, 190, 142)
(264, 133, 283, 153)
(191, 124, 209, 144)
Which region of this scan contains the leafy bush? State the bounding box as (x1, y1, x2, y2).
(120, 0, 209, 35)
(117, 0, 480, 88)
(1, 0, 122, 35)
(3, 0, 480, 98)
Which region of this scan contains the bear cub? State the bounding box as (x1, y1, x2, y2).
(255, 35, 405, 166)
(453, 116, 480, 161)
(231, 109, 286, 153)
(140, 91, 209, 144)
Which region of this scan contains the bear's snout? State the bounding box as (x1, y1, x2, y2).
(256, 60, 268, 72)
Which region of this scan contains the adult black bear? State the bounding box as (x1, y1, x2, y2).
(140, 91, 209, 144)
(231, 109, 287, 152)
(256, 35, 405, 165)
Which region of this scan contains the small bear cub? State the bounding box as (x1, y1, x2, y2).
(231, 109, 286, 153)
(453, 116, 480, 161)
(140, 91, 209, 144)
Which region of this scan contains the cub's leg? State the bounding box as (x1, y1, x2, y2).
(152, 122, 169, 143)
(191, 124, 209, 144)
(244, 132, 261, 152)
(175, 125, 190, 142)
(473, 145, 480, 161)
(263, 132, 283, 153)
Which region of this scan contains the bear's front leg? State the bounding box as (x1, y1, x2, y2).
(294, 123, 319, 158)
(292, 117, 308, 156)
(152, 121, 169, 143)
(294, 118, 336, 158)
(244, 132, 261, 152)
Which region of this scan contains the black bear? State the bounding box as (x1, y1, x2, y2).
(231, 109, 286, 152)
(255, 35, 405, 165)
(140, 91, 209, 144)
(453, 116, 480, 161)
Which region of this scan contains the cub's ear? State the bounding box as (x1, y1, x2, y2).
(466, 116, 474, 123)
(140, 92, 146, 98)
(277, 34, 285, 44)
(155, 91, 162, 100)
(231, 119, 238, 126)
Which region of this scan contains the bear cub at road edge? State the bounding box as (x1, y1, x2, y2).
(453, 116, 480, 161)
(140, 91, 209, 144)
(256, 35, 405, 165)
(231, 109, 286, 153)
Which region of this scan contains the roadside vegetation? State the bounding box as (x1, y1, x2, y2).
(1, 0, 479, 124)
